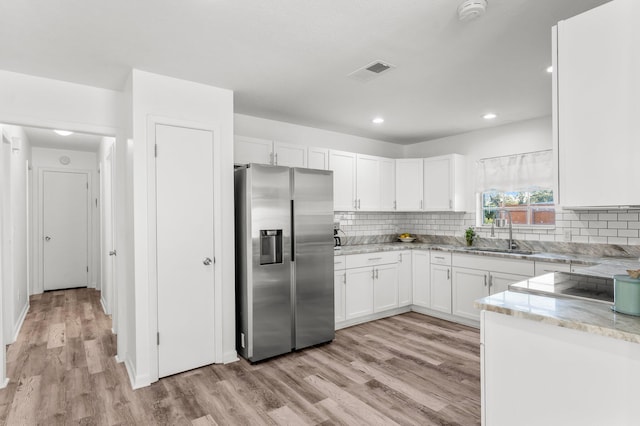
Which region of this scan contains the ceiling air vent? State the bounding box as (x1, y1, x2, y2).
(348, 60, 396, 83)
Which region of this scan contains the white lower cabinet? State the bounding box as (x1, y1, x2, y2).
(412, 251, 430, 307)
(334, 269, 346, 323)
(430, 252, 452, 314)
(345, 267, 375, 320)
(373, 264, 399, 312)
(397, 251, 412, 307)
(452, 254, 534, 322)
(452, 267, 488, 321)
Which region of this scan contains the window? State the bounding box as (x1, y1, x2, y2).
(476, 150, 555, 227)
(481, 190, 555, 226)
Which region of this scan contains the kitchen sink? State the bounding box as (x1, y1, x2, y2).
(463, 247, 535, 255)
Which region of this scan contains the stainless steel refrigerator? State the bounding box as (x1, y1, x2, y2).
(234, 164, 334, 362)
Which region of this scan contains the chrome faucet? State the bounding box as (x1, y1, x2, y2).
(497, 208, 516, 251)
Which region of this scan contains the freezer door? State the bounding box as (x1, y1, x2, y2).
(292, 168, 335, 349)
(250, 164, 293, 361)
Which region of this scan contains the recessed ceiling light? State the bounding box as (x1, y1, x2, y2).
(546, 66, 553, 73)
(372, 117, 384, 124)
(54, 130, 73, 136)
(483, 113, 497, 120)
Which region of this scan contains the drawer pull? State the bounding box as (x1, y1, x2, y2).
(368, 257, 383, 261)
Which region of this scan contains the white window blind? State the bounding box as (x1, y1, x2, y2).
(476, 150, 553, 192)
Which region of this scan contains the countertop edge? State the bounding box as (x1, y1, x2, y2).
(475, 294, 640, 345)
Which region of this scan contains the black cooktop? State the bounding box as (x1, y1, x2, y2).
(509, 272, 614, 304)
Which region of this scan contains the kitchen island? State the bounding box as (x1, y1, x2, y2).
(475, 280, 640, 426)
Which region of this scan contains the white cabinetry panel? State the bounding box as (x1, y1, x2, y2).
(554, 0, 640, 208)
(373, 264, 399, 312)
(396, 159, 423, 211)
(273, 141, 307, 168)
(308, 147, 329, 170)
(412, 251, 430, 307)
(423, 154, 466, 212)
(345, 267, 374, 320)
(234, 135, 273, 165)
(329, 150, 357, 211)
(398, 251, 412, 307)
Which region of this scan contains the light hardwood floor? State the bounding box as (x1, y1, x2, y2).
(0, 289, 480, 425)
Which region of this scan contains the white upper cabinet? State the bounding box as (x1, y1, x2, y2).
(234, 136, 273, 165)
(273, 141, 307, 168)
(379, 157, 396, 211)
(423, 154, 466, 212)
(554, 0, 640, 208)
(234, 136, 307, 168)
(355, 154, 396, 211)
(356, 154, 381, 211)
(308, 147, 329, 170)
(329, 150, 357, 211)
(396, 159, 424, 211)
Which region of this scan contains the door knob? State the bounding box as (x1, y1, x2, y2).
(45, 236, 51, 241)
(109, 250, 117, 256)
(203, 257, 212, 266)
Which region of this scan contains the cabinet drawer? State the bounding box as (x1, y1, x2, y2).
(430, 251, 452, 266)
(452, 253, 534, 276)
(346, 251, 398, 269)
(334, 255, 346, 271)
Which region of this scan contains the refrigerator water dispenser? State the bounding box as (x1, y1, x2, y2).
(260, 229, 283, 265)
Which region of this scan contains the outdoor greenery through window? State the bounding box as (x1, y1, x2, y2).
(481, 189, 555, 226)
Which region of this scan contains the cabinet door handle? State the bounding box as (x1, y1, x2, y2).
(274, 152, 278, 165)
(343, 274, 346, 284)
(449, 199, 452, 209)
(398, 254, 402, 262)
(484, 275, 487, 287)
(368, 257, 382, 261)
(447, 269, 450, 280)
(372, 269, 375, 280)
(394, 200, 397, 210)
(420, 200, 423, 209)
(489, 275, 493, 289)
(269, 152, 274, 165)
(375, 269, 379, 279)
(358, 199, 361, 209)
(354, 199, 358, 209)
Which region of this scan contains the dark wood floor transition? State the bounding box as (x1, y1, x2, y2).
(0, 289, 480, 425)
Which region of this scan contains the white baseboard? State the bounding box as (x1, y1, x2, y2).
(0, 378, 9, 389)
(222, 350, 239, 364)
(114, 355, 124, 364)
(10, 302, 30, 343)
(335, 306, 412, 330)
(100, 297, 111, 316)
(410, 305, 480, 329)
(124, 358, 150, 390)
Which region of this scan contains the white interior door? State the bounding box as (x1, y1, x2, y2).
(101, 146, 115, 315)
(43, 171, 89, 291)
(156, 124, 215, 378)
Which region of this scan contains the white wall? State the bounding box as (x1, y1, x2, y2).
(129, 69, 235, 388)
(404, 116, 553, 210)
(0, 124, 32, 347)
(235, 113, 404, 158)
(30, 147, 99, 294)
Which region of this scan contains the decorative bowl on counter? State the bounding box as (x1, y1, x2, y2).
(398, 234, 416, 243)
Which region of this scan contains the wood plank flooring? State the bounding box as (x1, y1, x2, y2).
(0, 288, 480, 425)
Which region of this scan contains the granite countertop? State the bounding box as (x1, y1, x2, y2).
(475, 290, 640, 344)
(334, 242, 640, 275)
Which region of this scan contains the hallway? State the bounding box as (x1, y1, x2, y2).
(0, 289, 138, 424)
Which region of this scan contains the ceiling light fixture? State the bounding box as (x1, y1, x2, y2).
(546, 66, 553, 73)
(372, 117, 384, 124)
(483, 113, 497, 120)
(54, 130, 74, 136)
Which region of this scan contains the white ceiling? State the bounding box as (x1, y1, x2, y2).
(0, 0, 611, 144)
(23, 127, 103, 152)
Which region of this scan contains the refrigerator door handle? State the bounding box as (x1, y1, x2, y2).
(290, 199, 295, 262)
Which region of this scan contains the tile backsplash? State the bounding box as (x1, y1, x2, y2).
(334, 209, 640, 255)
